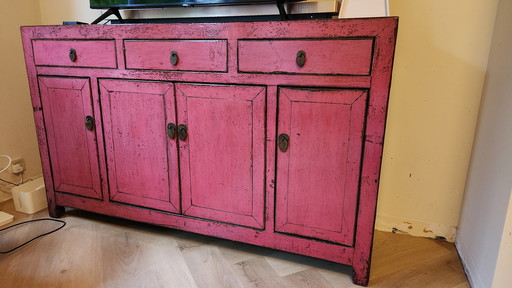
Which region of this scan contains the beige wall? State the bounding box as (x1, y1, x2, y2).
(0, 1, 42, 190)
(376, 0, 499, 241)
(456, 0, 512, 286)
(38, 0, 101, 25)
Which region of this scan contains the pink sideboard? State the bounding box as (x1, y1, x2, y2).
(21, 18, 397, 286)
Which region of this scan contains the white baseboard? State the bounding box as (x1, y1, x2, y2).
(375, 214, 457, 242)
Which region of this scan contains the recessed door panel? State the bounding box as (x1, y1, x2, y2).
(275, 88, 367, 246)
(177, 83, 266, 228)
(39, 77, 102, 199)
(99, 80, 180, 212)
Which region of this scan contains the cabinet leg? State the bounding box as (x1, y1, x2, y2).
(352, 264, 370, 287)
(48, 203, 65, 218)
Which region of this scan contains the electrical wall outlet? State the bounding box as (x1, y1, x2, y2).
(11, 158, 25, 174)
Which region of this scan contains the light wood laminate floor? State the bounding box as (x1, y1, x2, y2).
(0, 200, 469, 288)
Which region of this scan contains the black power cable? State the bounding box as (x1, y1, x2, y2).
(0, 218, 66, 254)
(0, 178, 19, 186)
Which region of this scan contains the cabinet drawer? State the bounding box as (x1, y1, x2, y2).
(238, 39, 373, 75)
(124, 40, 227, 72)
(32, 40, 117, 68)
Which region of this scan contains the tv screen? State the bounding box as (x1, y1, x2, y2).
(90, 0, 302, 9)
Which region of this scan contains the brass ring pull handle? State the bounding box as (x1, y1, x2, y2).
(166, 123, 177, 139)
(170, 51, 179, 66)
(69, 48, 77, 62)
(85, 115, 94, 131)
(178, 124, 188, 141)
(296, 50, 306, 67)
(278, 133, 290, 152)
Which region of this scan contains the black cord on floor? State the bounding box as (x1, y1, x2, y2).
(0, 178, 19, 186)
(0, 218, 66, 254)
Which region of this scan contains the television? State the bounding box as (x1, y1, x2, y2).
(89, 0, 312, 24)
(90, 0, 303, 9)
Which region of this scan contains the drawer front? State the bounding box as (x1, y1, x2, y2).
(124, 40, 227, 72)
(238, 39, 373, 75)
(32, 40, 117, 68)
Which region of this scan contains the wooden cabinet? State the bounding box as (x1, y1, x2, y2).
(21, 18, 397, 286)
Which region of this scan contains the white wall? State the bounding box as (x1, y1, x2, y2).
(456, 0, 512, 287)
(493, 191, 512, 287)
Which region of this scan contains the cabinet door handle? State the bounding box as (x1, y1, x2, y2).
(167, 123, 177, 139)
(69, 48, 77, 62)
(170, 51, 179, 66)
(85, 115, 94, 131)
(278, 133, 290, 152)
(296, 50, 306, 68)
(178, 124, 188, 141)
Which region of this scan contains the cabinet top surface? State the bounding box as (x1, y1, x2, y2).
(21, 18, 398, 39)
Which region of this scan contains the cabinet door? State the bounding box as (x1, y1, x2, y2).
(39, 77, 102, 199)
(99, 80, 180, 213)
(275, 88, 367, 246)
(176, 84, 266, 229)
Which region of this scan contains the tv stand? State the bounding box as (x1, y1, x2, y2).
(91, 7, 123, 24)
(276, 0, 289, 20)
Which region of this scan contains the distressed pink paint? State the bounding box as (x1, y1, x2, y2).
(124, 40, 227, 72)
(238, 39, 373, 75)
(32, 40, 117, 68)
(38, 77, 102, 200)
(176, 83, 266, 229)
(99, 79, 180, 213)
(275, 88, 367, 246)
(21, 18, 398, 287)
